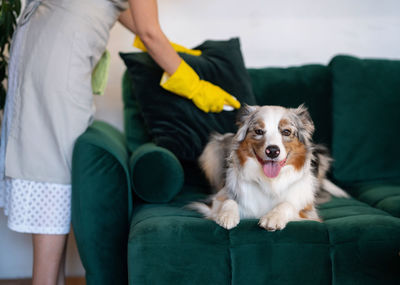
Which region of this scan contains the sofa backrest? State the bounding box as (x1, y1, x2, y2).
(329, 55, 400, 187)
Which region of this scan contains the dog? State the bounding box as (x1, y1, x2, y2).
(189, 104, 348, 231)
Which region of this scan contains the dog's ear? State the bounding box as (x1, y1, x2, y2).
(291, 104, 315, 143)
(235, 104, 259, 142)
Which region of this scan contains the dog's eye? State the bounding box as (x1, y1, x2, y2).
(254, 129, 264, 135)
(282, 129, 291, 136)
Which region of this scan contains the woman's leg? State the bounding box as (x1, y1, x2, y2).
(32, 234, 68, 285)
(57, 237, 68, 285)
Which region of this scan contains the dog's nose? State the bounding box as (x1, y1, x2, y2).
(265, 145, 280, 159)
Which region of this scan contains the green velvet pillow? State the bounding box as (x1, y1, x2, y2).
(330, 55, 400, 185)
(248, 65, 333, 147)
(120, 38, 256, 162)
(130, 143, 184, 203)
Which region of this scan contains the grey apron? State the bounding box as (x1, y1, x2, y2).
(0, 0, 127, 185)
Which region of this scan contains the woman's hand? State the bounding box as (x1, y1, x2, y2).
(160, 60, 241, 113)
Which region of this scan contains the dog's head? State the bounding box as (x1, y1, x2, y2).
(234, 104, 315, 178)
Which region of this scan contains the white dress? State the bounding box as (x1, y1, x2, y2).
(0, 0, 127, 234)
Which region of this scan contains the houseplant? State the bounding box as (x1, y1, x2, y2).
(0, 0, 21, 110)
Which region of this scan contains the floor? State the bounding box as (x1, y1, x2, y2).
(0, 277, 85, 285)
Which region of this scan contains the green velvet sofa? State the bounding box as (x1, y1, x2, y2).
(71, 54, 400, 285)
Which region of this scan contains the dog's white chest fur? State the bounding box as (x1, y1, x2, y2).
(236, 180, 277, 218)
(233, 159, 314, 219)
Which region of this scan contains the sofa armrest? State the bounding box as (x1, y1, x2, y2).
(71, 121, 132, 285)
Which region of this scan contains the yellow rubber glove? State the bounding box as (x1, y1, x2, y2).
(133, 36, 202, 56)
(160, 60, 241, 113)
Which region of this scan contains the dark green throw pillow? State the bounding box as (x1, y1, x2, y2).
(120, 38, 256, 162)
(330, 55, 400, 185)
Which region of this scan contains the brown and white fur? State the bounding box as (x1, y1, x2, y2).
(189, 104, 348, 231)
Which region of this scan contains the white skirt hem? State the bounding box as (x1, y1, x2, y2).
(0, 177, 71, 235)
(7, 221, 70, 235)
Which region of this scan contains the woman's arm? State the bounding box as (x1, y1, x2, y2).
(118, 9, 137, 33)
(121, 0, 241, 113)
(127, 0, 181, 75)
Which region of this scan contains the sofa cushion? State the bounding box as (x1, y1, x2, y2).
(120, 38, 256, 163)
(247, 65, 332, 146)
(330, 55, 400, 186)
(129, 143, 184, 203)
(347, 184, 400, 217)
(128, 188, 400, 285)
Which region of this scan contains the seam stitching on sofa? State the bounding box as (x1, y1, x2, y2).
(323, 213, 391, 222)
(352, 191, 400, 217)
(358, 188, 400, 205)
(373, 194, 400, 207)
(326, 224, 334, 285)
(130, 215, 203, 228)
(125, 238, 400, 247)
(130, 213, 396, 229)
(228, 230, 233, 285)
(319, 204, 380, 211)
(371, 202, 400, 218)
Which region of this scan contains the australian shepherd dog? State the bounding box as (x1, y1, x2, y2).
(189, 104, 348, 231)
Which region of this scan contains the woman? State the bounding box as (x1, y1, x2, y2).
(0, 0, 240, 284)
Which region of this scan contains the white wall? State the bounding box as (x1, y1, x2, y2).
(1, 0, 400, 279)
(95, 0, 400, 131)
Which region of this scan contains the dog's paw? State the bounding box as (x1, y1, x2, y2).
(216, 211, 240, 230)
(215, 200, 240, 230)
(258, 212, 288, 232)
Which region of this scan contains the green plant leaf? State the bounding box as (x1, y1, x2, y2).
(13, 0, 21, 15)
(0, 60, 6, 79)
(0, 0, 21, 110)
(0, 85, 6, 109)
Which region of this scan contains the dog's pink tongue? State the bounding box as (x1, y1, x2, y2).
(263, 161, 281, 178)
